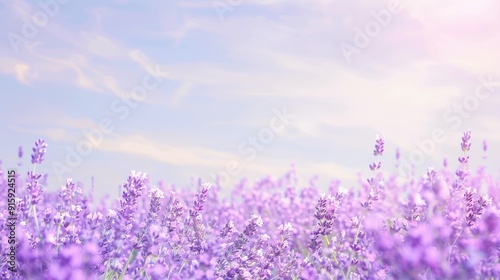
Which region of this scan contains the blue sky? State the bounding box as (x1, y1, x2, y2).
(1, 0, 499, 200)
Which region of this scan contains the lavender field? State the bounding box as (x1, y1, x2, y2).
(2, 0, 500, 279)
(1, 131, 499, 279)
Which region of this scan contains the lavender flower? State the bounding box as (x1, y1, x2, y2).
(455, 130, 473, 189)
(99, 209, 119, 272)
(118, 170, 147, 236)
(188, 183, 211, 254)
(26, 171, 43, 205)
(54, 178, 85, 245)
(373, 134, 385, 156)
(86, 212, 103, 231)
(257, 223, 294, 278)
(214, 215, 263, 279)
(31, 138, 47, 164)
(59, 178, 83, 204)
(461, 130, 471, 152)
(161, 191, 186, 233)
(309, 192, 344, 255)
(370, 135, 385, 172)
(243, 214, 263, 237)
(18, 146, 23, 166)
(464, 188, 491, 228)
(18, 146, 23, 158)
(219, 220, 235, 241)
(133, 186, 164, 249)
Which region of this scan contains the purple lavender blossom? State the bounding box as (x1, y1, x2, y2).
(219, 220, 235, 241)
(257, 222, 293, 278)
(118, 170, 147, 236)
(133, 186, 164, 249)
(31, 138, 47, 164)
(370, 135, 385, 172)
(373, 134, 385, 156)
(309, 192, 345, 256)
(461, 130, 471, 152)
(18, 146, 23, 158)
(188, 183, 211, 254)
(464, 188, 491, 228)
(98, 209, 119, 272)
(454, 130, 473, 190)
(161, 190, 186, 233)
(214, 214, 263, 279)
(26, 171, 43, 205)
(86, 212, 103, 231)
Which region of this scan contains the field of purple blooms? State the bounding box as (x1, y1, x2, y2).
(1, 130, 499, 279)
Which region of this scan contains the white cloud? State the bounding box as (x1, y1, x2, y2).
(84, 33, 125, 59)
(98, 134, 235, 167)
(14, 63, 31, 84)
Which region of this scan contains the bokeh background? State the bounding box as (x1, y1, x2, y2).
(1, 0, 499, 201)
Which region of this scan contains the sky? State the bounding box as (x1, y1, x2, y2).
(0, 0, 499, 201)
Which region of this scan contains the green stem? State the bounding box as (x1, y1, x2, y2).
(104, 260, 113, 280)
(139, 254, 153, 277)
(348, 153, 383, 278)
(166, 266, 173, 280)
(178, 262, 186, 276)
(33, 205, 40, 233)
(323, 235, 340, 265)
(346, 209, 367, 277)
(353, 209, 367, 245)
(119, 249, 138, 280)
(270, 274, 280, 280)
(293, 265, 305, 280)
(316, 223, 351, 279)
(143, 255, 150, 269)
(449, 228, 463, 262)
(56, 222, 62, 243)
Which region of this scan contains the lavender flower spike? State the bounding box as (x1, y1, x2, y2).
(373, 135, 385, 156)
(192, 182, 212, 212)
(119, 170, 148, 236)
(31, 138, 47, 164)
(189, 183, 212, 254)
(464, 187, 491, 228)
(133, 186, 164, 250)
(461, 130, 471, 152)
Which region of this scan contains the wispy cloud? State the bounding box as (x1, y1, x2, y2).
(98, 134, 235, 167)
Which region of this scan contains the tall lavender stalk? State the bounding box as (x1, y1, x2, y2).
(115, 170, 147, 279)
(448, 130, 473, 260)
(56, 178, 84, 247)
(188, 183, 211, 255)
(120, 186, 164, 279)
(99, 209, 119, 274)
(28, 139, 47, 236)
(118, 170, 148, 237)
(347, 134, 384, 278)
